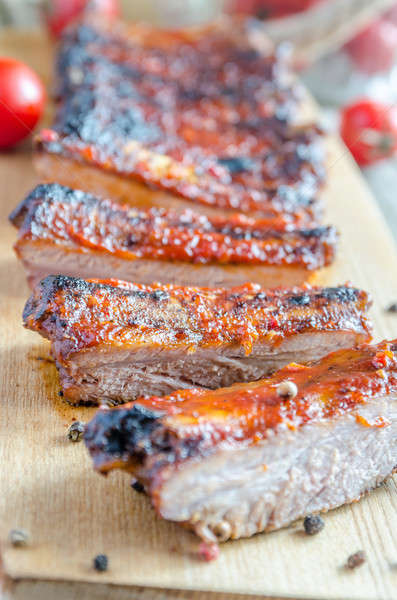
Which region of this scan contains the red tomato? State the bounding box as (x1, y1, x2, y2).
(0, 58, 45, 150)
(45, 0, 119, 38)
(344, 19, 397, 74)
(340, 100, 397, 167)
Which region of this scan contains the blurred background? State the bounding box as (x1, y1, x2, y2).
(1, 0, 397, 240)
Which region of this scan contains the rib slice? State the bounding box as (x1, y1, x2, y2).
(10, 184, 337, 289)
(85, 339, 397, 542)
(34, 19, 325, 223)
(23, 275, 372, 405)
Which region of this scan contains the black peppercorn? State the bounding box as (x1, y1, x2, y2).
(93, 554, 108, 572)
(131, 479, 145, 493)
(9, 528, 30, 547)
(346, 550, 366, 569)
(67, 421, 85, 442)
(386, 302, 397, 313)
(303, 515, 324, 535)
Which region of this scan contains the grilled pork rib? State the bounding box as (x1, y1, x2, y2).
(11, 184, 337, 289)
(23, 275, 372, 405)
(34, 19, 325, 223)
(85, 339, 397, 542)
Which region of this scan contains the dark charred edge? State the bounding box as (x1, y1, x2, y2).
(9, 183, 102, 230)
(293, 225, 338, 242)
(316, 286, 370, 305)
(84, 404, 164, 469)
(85, 404, 202, 471)
(54, 20, 295, 111)
(22, 275, 104, 331)
(8, 184, 52, 228)
(280, 286, 367, 307)
(9, 200, 31, 229)
(22, 275, 171, 330)
(23, 274, 57, 327)
(34, 274, 366, 310)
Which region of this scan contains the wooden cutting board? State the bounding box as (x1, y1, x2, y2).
(1, 31, 397, 600)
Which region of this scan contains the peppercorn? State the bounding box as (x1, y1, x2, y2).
(303, 515, 324, 535)
(131, 479, 145, 493)
(346, 550, 366, 569)
(67, 421, 85, 442)
(93, 554, 108, 572)
(386, 302, 397, 313)
(9, 528, 30, 547)
(276, 380, 298, 399)
(198, 542, 219, 562)
(213, 520, 232, 542)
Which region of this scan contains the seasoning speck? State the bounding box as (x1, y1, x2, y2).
(303, 515, 324, 535)
(93, 554, 108, 572)
(9, 529, 29, 547)
(213, 520, 232, 542)
(67, 421, 85, 442)
(58, 390, 64, 397)
(386, 302, 397, 313)
(198, 542, 219, 562)
(276, 381, 298, 399)
(346, 550, 366, 569)
(131, 479, 145, 493)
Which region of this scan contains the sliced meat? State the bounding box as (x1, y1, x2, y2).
(84, 339, 397, 542)
(10, 183, 337, 289)
(23, 275, 372, 405)
(34, 18, 325, 223)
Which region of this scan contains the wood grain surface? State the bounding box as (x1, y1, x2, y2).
(1, 31, 397, 600)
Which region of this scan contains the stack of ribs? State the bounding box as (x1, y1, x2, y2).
(11, 14, 395, 548)
(14, 17, 335, 290)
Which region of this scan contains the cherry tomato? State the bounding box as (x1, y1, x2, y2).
(344, 19, 397, 74)
(340, 100, 397, 167)
(0, 58, 45, 150)
(45, 0, 119, 38)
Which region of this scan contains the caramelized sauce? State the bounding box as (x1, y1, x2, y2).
(23, 276, 372, 362)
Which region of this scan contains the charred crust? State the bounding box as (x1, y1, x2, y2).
(23, 275, 97, 329)
(288, 294, 311, 306)
(23, 274, 370, 350)
(10, 183, 98, 229)
(9, 184, 56, 228)
(287, 287, 364, 306)
(150, 290, 169, 302)
(22, 275, 171, 334)
(318, 287, 361, 303)
(84, 404, 165, 464)
(34, 20, 326, 220)
(85, 403, 204, 469)
(217, 157, 255, 174)
(298, 226, 336, 240)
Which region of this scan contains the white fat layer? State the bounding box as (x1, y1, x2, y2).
(157, 397, 397, 540)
